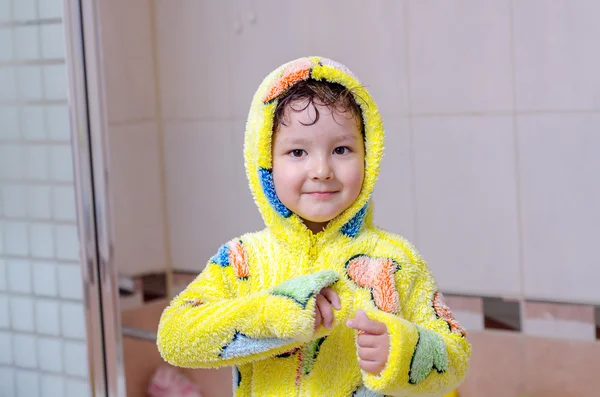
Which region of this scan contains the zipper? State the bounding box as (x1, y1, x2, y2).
(298, 234, 318, 395)
(308, 234, 318, 265)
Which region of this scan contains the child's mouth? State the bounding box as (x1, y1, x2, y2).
(306, 191, 338, 199)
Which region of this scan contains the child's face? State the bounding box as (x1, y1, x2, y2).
(272, 101, 365, 233)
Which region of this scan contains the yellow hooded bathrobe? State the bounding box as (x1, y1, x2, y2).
(157, 57, 471, 397)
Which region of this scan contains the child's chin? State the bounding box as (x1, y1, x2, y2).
(301, 212, 340, 224)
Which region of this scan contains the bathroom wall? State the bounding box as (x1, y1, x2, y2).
(98, 0, 168, 277)
(154, 0, 600, 305)
(0, 0, 90, 395)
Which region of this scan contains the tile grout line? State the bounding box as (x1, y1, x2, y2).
(402, 0, 420, 248)
(0, 58, 65, 67)
(7, 1, 24, 392)
(0, 362, 89, 382)
(508, 0, 527, 340)
(0, 18, 62, 29)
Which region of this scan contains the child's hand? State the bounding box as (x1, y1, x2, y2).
(314, 287, 341, 332)
(347, 310, 390, 375)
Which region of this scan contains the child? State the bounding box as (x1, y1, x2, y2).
(157, 57, 471, 397)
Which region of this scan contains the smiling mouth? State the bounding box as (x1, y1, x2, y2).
(305, 191, 338, 198)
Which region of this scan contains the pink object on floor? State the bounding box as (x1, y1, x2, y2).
(147, 365, 203, 397)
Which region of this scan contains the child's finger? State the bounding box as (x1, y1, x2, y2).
(358, 359, 383, 375)
(314, 304, 322, 331)
(357, 346, 380, 361)
(347, 310, 387, 335)
(357, 333, 379, 348)
(316, 294, 334, 328)
(320, 287, 341, 310)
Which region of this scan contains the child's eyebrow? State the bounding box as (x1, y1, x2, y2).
(332, 134, 359, 142)
(280, 137, 312, 146)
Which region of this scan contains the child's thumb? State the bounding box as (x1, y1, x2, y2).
(346, 309, 368, 328)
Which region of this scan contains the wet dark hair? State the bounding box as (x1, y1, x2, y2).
(273, 79, 365, 135)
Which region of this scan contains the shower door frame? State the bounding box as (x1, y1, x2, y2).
(64, 0, 124, 395)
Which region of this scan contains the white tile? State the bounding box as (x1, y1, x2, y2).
(156, 0, 231, 119)
(50, 145, 74, 182)
(61, 302, 85, 340)
(229, 120, 264, 237)
(108, 123, 166, 275)
(2, 185, 27, 217)
(41, 24, 65, 59)
(0, 0, 10, 21)
(100, 0, 156, 123)
(0, 29, 13, 62)
(58, 265, 82, 300)
(35, 299, 60, 336)
(304, 0, 409, 116)
(52, 186, 76, 221)
(25, 145, 50, 181)
(0, 331, 12, 364)
(408, 0, 513, 114)
(13, 0, 37, 21)
(0, 368, 15, 397)
(0, 225, 3, 254)
(371, 117, 416, 241)
(7, 259, 31, 293)
(39, 0, 63, 19)
(14, 334, 37, 368)
(0, 67, 17, 101)
(164, 121, 238, 271)
(29, 268, 52, 306)
(41, 374, 65, 397)
(14, 26, 40, 60)
(513, 0, 600, 111)
(0, 260, 5, 290)
(16, 370, 39, 397)
(66, 379, 90, 397)
(0, 106, 20, 140)
(0, 145, 24, 179)
(43, 65, 68, 100)
(27, 186, 53, 219)
(46, 105, 71, 141)
(518, 114, 600, 304)
(413, 116, 520, 297)
(55, 225, 79, 260)
(21, 106, 46, 141)
(0, 295, 9, 327)
(38, 337, 63, 372)
(3, 222, 29, 256)
(10, 296, 35, 332)
(227, 0, 313, 118)
(64, 341, 88, 377)
(18, 66, 43, 100)
(30, 223, 55, 258)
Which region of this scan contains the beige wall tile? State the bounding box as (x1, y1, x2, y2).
(372, 116, 416, 242)
(407, 0, 513, 114)
(513, 0, 600, 111)
(108, 122, 167, 276)
(100, 0, 157, 123)
(412, 116, 520, 297)
(518, 114, 600, 304)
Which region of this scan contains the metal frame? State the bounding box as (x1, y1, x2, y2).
(63, 0, 125, 395)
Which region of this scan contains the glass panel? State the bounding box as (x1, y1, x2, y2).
(0, 0, 91, 396)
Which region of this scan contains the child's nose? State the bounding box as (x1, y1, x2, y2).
(309, 158, 334, 180)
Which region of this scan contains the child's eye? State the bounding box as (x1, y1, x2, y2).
(289, 149, 306, 158)
(333, 146, 351, 155)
